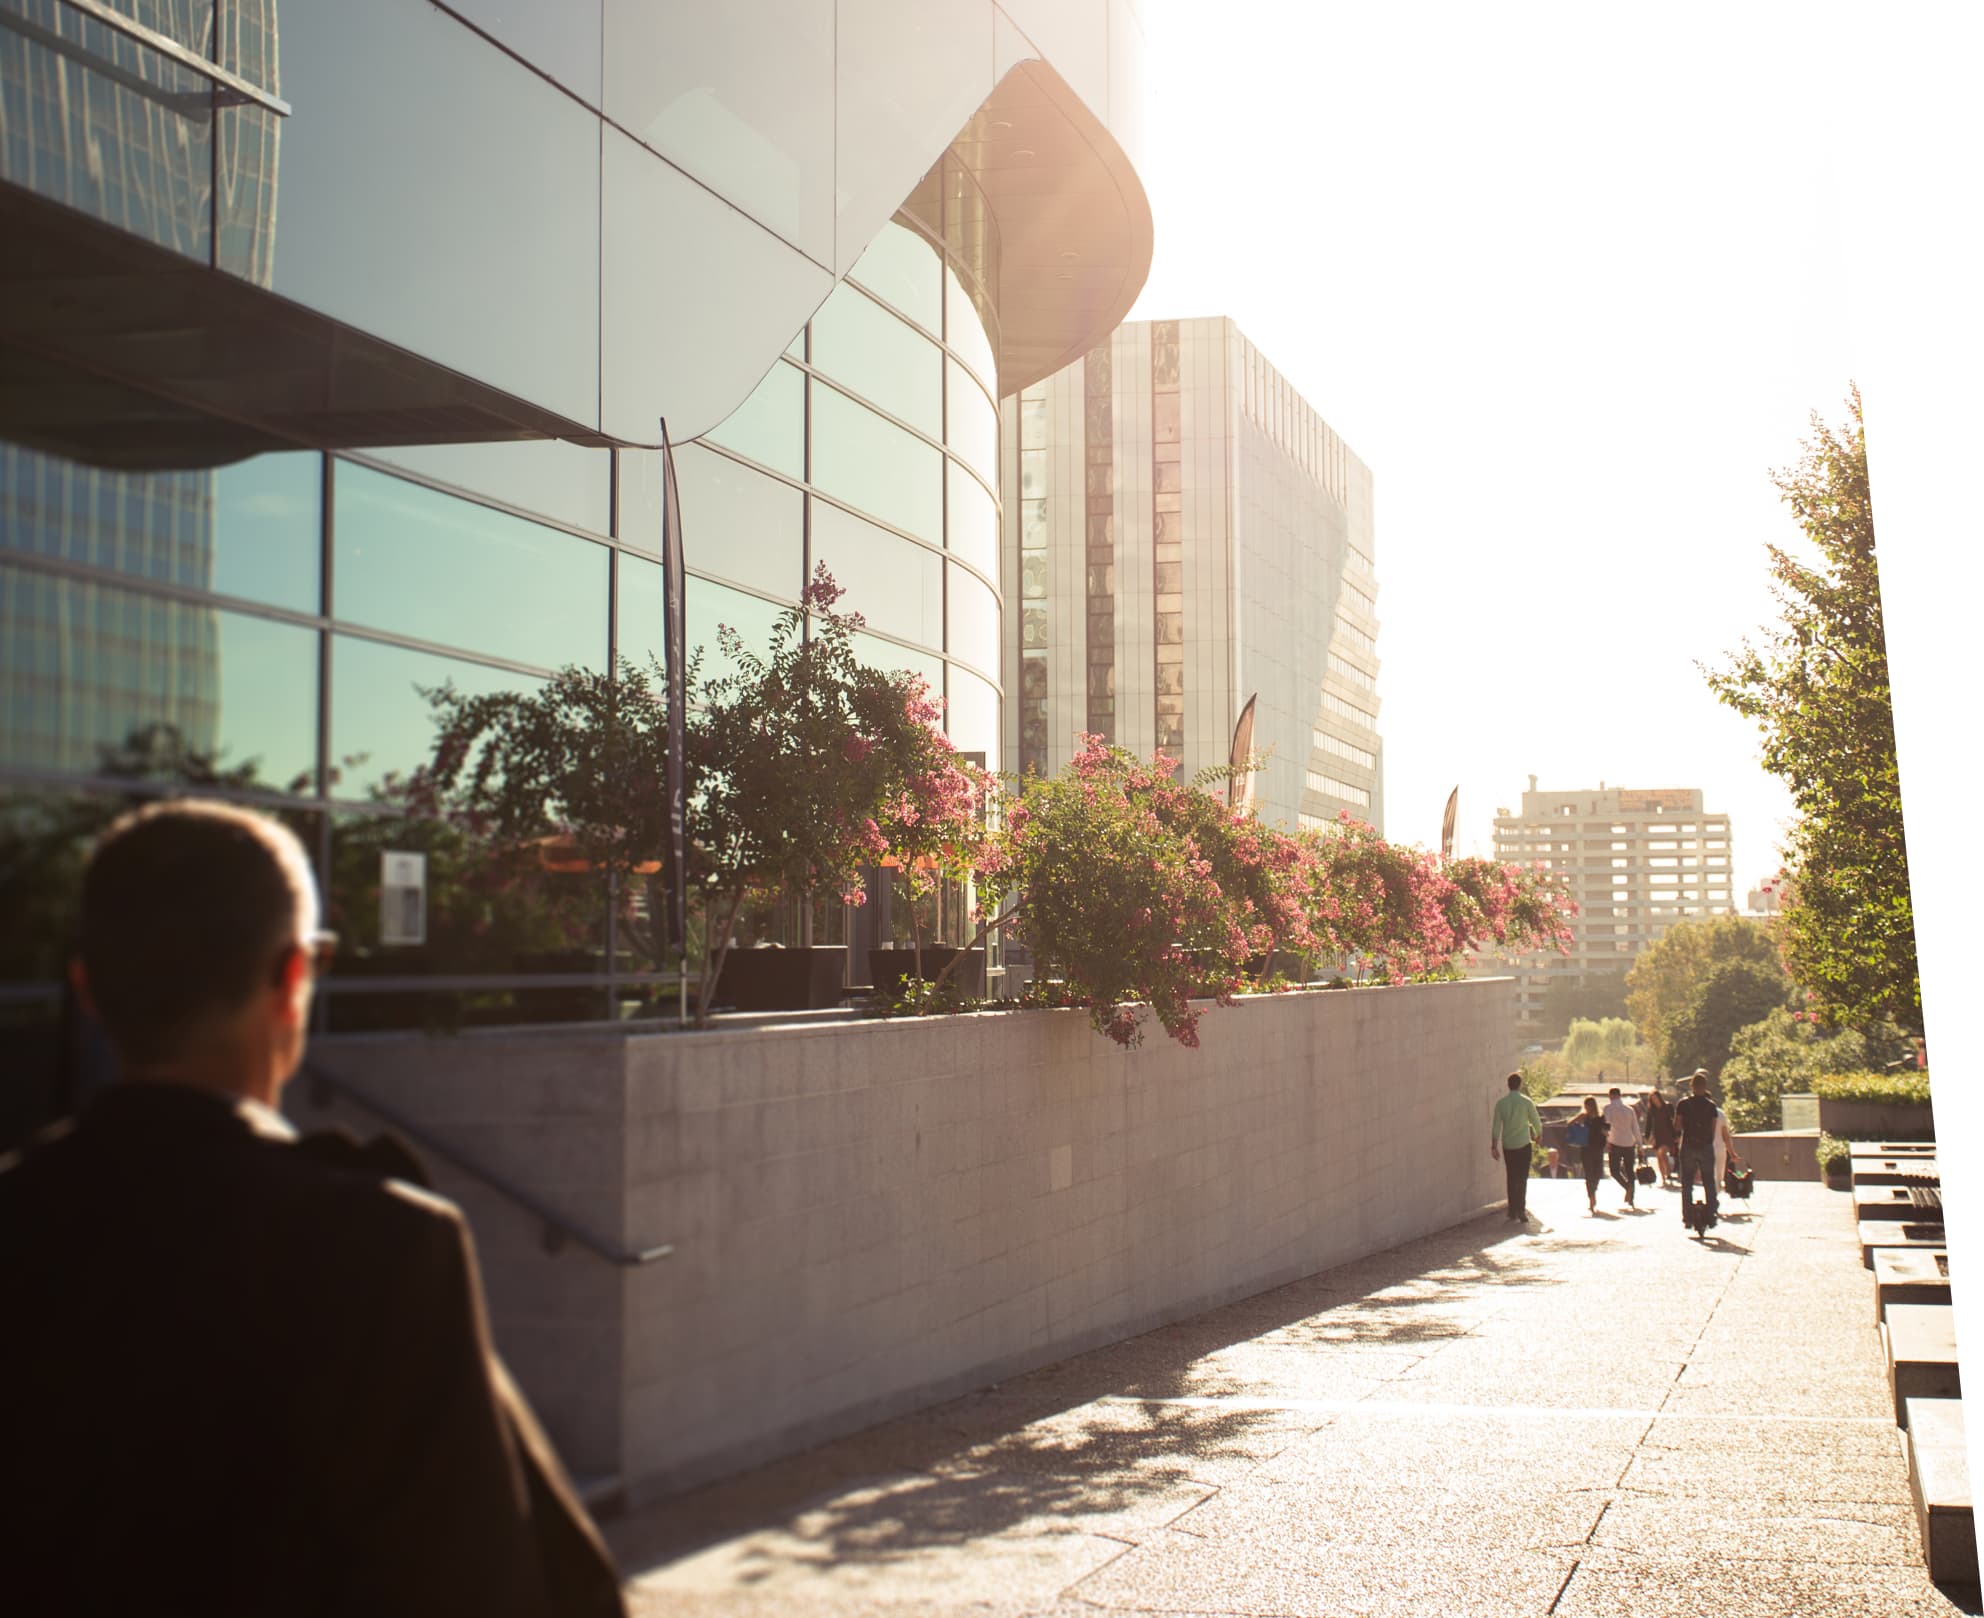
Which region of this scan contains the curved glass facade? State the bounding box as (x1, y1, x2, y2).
(680, 153, 1003, 774)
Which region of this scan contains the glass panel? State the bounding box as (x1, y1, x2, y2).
(1019, 448, 1048, 501)
(946, 461, 998, 582)
(329, 636, 539, 801)
(846, 219, 942, 331)
(1, 447, 321, 614)
(946, 564, 999, 679)
(671, 444, 802, 601)
(701, 360, 805, 481)
(809, 284, 942, 437)
(851, 632, 943, 691)
(945, 266, 998, 392)
(359, 441, 612, 538)
(946, 359, 998, 485)
(274, 0, 602, 424)
(809, 384, 941, 544)
(448, 0, 604, 106)
(0, 0, 215, 262)
(946, 666, 999, 774)
(616, 552, 666, 675)
(810, 501, 943, 651)
(1018, 395, 1047, 446)
(1020, 500, 1047, 552)
(686, 575, 787, 685)
(0, 563, 317, 792)
(333, 462, 608, 671)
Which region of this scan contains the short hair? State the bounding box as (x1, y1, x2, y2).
(1506, 1072, 1523, 1091)
(1608, 1086, 1622, 1098)
(1691, 1071, 1710, 1091)
(80, 800, 318, 1065)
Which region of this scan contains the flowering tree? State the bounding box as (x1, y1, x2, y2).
(692, 566, 985, 1021)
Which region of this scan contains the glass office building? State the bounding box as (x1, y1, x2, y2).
(0, 0, 1153, 1092)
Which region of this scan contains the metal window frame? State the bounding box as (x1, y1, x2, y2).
(1, 0, 293, 117)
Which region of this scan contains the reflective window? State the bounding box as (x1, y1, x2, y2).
(852, 632, 943, 692)
(686, 575, 787, 685)
(329, 636, 538, 800)
(333, 462, 608, 671)
(946, 360, 998, 486)
(447, 0, 603, 106)
(1019, 448, 1048, 501)
(1, 447, 321, 614)
(616, 552, 667, 675)
(945, 266, 998, 392)
(809, 284, 941, 437)
(701, 361, 805, 481)
(946, 564, 999, 679)
(810, 501, 942, 652)
(846, 220, 942, 332)
(0, 0, 215, 263)
(671, 444, 803, 601)
(274, 0, 602, 424)
(809, 385, 941, 545)
(946, 461, 998, 581)
(946, 666, 1000, 773)
(358, 441, 612, 538)
(0, 563, 317, 790)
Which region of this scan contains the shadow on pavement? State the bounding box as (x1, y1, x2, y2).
(611, 1211, 1564, 1579)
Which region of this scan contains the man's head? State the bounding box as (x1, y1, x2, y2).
(1608, 1086, 1622, 1103)
(1506, 1072, 1523, 1092)
(74, 801, 328, 1100)
(1691, 1070, 1710, 1096)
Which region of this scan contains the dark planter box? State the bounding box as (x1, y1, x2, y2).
(712, 946, 848, 1011)
(868, 947, 986, 998)
(1819, 1096, 1934, 1142)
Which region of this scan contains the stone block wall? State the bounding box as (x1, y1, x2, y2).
(295, 979, 1515, 1496)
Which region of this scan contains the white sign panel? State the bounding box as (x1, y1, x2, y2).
(379, 851, 427, 947)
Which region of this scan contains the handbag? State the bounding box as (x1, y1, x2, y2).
(1635, 1148, 1657, 1187)
(1566, 1118, 1590, 1148)
(1723, 1164, 1754, 1200)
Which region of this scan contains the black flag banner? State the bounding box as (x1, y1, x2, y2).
(1228, 694, 1258, 815)
(659, 419, 688, 959)
(1441, 785, 1459, 862)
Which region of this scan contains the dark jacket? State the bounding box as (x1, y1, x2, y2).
(0, 1081, 626, 1618)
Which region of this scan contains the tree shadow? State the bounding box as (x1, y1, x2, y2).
(612, 1213, 1565, 1580)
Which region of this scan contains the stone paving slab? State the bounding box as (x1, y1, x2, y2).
(614, 1178, 1975, 1616)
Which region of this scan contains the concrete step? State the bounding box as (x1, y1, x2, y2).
(1862, 1219, 1948, 1269)
(1882, 1304, 1962, 1427)
(1859, 1184, 1932, 1221)
(1874, 1248, 1953, 1324)
(1855, 1155, 1939, 1188)
(1905, 1397, 1977, 1584)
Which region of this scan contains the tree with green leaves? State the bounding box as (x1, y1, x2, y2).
(1661, 958, 1794, 1081)
(1719, 1005, 1915, 1132)
(1623, 914, 1786, 1073)
(1704, 387, 1921, 1033)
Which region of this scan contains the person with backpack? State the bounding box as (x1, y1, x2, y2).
(1674, 1069, 1723, 1237)
(1568, 1095, 1609, 1215)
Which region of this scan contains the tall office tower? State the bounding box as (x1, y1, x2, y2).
(1485, 779, 1735, 1033)
(1001, 317, 1381, 831)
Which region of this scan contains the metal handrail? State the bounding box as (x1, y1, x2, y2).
(301, 1063, 672, 1268)
(24, 0, 294, 116)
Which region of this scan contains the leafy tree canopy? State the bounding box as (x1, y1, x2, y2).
(1623, 914, 1787, 1073)
(1719, 1005, 1914, 1132)
(1662, 958, 1794, 1081)
(1538, 970, 1631, 1042)
(1704, 387, 1921, 1032)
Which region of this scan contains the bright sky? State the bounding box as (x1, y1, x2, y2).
(1124, 1, 1873, 893)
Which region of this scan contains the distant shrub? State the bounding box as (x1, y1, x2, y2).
(1816, 1132, 1854, 1177)
(1811, 1070, 1931, 1106)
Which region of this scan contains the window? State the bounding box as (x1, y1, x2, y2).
(701, 360, 804, 481)
(810, 384, 942, 545)
(809, 283, 941, 437)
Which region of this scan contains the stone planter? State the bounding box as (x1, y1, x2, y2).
(1818, 1096, 1934, 1142)
(867, 946, 986, 998)
(711, 945, 848, 1011)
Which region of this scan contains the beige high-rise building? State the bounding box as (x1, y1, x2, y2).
(1000, 317, 1381, 831)
(1484, 779, 1734, 1033)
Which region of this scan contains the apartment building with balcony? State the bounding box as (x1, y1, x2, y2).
(1480, 778, 1734, 1033)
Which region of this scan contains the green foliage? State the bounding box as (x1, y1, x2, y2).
(1704, 388, 1922, 1033)
(1816, 1132, 1854, 1177)
(1811, 1069, 1932, 1106)
(1623, 915, 1788, 1074)
(1516, 1055, 1561, 1109)
(1720, 1007, 1916, 1132)
(1558, 1017, 1653, 1082)
(1537, 970, 1631, 1042)
(1662, 958, 1795, 1080)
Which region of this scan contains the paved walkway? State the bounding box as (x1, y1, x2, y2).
(611, 1177, 1969, 1617)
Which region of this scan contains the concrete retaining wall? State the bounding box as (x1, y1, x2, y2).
(295, 978, 1516, 1497)
(1734, 1129, 1821, 1182)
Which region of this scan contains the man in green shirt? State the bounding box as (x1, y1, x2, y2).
(1490, 1072, 1543, 1221)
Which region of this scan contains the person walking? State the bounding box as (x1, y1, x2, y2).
(1645, 1087, 1680, 1187)
(1603, 1085, 1643, 1208)
(1490, 1072, 1543, 1221)
(1570, 1095, 1610, 1214)
(1674, 1069, 1722, 1237)
(0, 801, 627, 1617)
